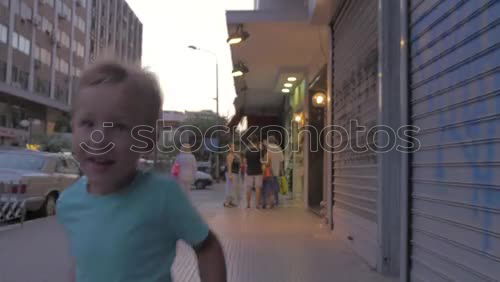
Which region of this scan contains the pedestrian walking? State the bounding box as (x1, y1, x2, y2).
(224, 144, 241, 207)
(262, 136, 284, 207)
(174, 143, 198, 195)
(243, 136, 264, 209)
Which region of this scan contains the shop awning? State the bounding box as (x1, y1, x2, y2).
(227, 16, 330, 117)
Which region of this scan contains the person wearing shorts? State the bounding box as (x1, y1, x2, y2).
(244, 138, 263, 209)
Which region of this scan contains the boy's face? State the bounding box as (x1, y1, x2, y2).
(72, 84, 153, 191)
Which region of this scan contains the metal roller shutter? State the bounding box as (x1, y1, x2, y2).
(408, 0, 500, 280)
(332, 0, 379, 268)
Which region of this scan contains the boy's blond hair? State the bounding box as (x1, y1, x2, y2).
(75, 60, 163, 127)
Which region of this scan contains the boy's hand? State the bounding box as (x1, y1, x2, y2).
(194, 231, 227, 282)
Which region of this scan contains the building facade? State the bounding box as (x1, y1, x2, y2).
(88, 0, 142, 63)
(0, 0, 142, 146)
(227, 0, 500, 280)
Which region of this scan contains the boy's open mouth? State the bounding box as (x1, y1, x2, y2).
(86, 157, 116, 171)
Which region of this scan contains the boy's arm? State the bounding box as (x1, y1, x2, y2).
(194, 231, 227, 282)
(69, 257, 76, 282)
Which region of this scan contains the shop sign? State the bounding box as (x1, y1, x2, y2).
(0, 127, 17, 138)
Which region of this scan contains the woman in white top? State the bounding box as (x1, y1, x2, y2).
(174, 143, 197, 194)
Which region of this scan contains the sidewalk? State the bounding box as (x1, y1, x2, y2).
(174, 185, 391, 282)
(0, 183, 391, 282)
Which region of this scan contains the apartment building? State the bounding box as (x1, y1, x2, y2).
(88, 0, 142, 63)
(0, 0, 142, 146)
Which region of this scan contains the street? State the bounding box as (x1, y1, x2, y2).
(0, 183, 390, 282)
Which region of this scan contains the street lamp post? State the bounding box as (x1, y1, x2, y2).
(20, 119, 41, 145)
(188, 45, 221, 181)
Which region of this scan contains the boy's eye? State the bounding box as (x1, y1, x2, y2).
(115, 123, 129, 131)
(80, 119, 94, 127)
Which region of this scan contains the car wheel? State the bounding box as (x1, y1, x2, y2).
(195, 180, 206, 190)
(43, 194, 57, 217)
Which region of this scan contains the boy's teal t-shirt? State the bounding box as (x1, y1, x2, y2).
(56, 171, 209, 282)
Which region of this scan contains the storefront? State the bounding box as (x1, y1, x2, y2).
(0, 126, 27, 146)
(329, 0, 380, 269)
(286, 80, 306, 201)
(403, 1, 500, 280)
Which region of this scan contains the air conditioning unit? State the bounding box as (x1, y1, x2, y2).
(76, 0, 84, 7)
(58, 13, 68, 21)
(50, 33, 57, 44)
(34, 60, 42, 70)
(31, 15, 42, 27)
(56, 42, 62, 49)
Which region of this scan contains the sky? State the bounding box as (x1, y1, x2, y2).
(126, 1, 255, 118)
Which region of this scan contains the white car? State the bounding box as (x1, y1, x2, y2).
(194, 170, 213, 190)
(0, 150, 80, 218)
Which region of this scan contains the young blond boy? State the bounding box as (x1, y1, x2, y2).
(57, 61, 226, 282)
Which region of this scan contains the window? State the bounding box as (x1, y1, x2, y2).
(34, 45, 41, 60)
(73, 15, 85, 32)
(0, 24, 7, 43)
(19, 71, 29, 90)
(73, 15, 79, 28)
(11, 0, 19, 14)
(64, 159, 80, 175)
(44, 0, 55, 7)
(55, 0, 62, 13)
(72, 66, 81, 77)
(11, 66, 18, 83)
(0, 153, 45, 171)
(58, 59, 68, 73)
(55, 159, 69, 174)
(14, 35, 30, 55)
(11, 32, 18, 49)
(79, 17, 85, 32)
(21, 3, 32, 19)
(35, 77, 42, 93)
(36, 78, 50, 97)
(0, 0, 8, 7)
(77, 43, 84, 57)
(41, 48, 51, 66)
(42, 17, 53, 32)
(77, 0, 87, 9)
(61, 32, 69, 48)
(63, 3, 71, 19)
(0, 60, 6, 82)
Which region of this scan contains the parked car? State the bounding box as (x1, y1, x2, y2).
(194, 170, 213, 190)
(0, 150, 80, 217)
(197, 161, 211, 174)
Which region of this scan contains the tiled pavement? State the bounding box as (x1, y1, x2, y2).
(0, 183, 392, 282)
(173, 185, 390, 282)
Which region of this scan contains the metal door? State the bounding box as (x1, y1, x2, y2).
(408, 0, 500, 280)
(331, 0, 379, 268)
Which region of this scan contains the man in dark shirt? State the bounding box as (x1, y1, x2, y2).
(243, 136, 264, 209)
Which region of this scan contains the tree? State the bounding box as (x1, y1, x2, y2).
(179, 111, 230, 161)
